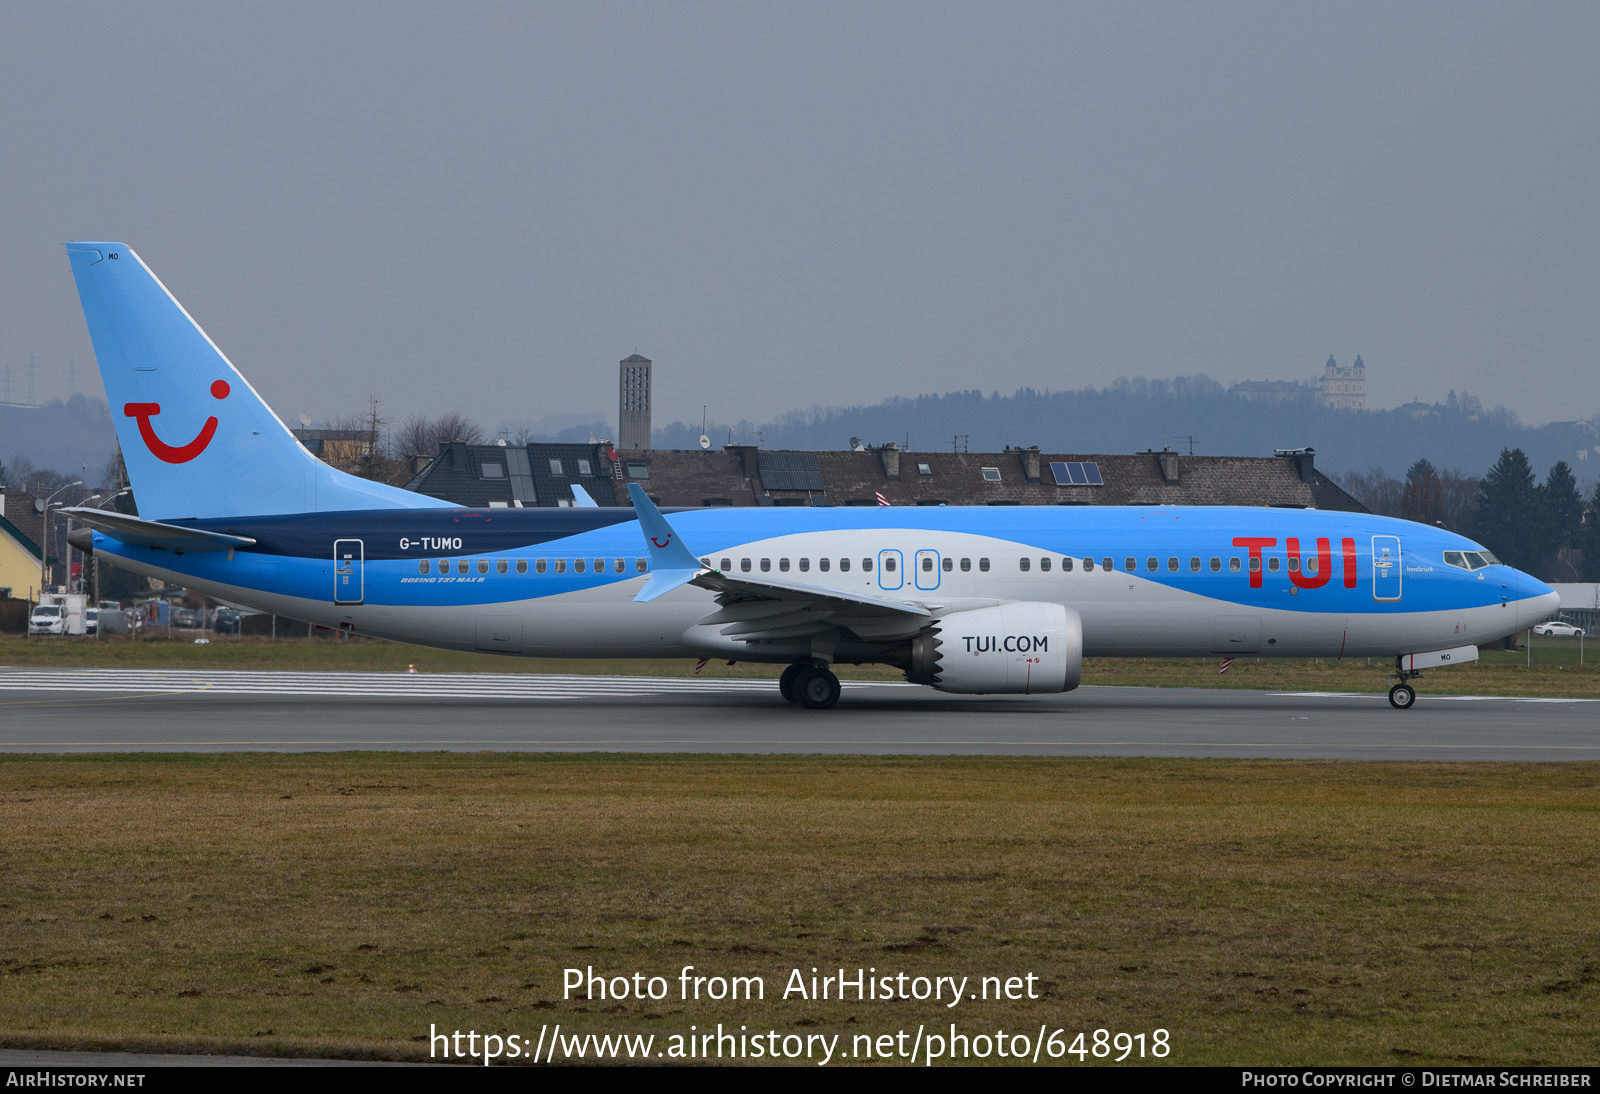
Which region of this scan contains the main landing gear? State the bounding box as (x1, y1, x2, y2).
(1388, 656, 1421, 709)
(780, 662, 841, 710)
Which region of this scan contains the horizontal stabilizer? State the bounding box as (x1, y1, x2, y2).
(58, 507, 256, 553)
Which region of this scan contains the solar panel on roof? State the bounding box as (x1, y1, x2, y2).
(1049, 461, 1104, 487)
(757, 452, 824, 492)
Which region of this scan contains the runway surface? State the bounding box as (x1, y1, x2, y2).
(0, 668, 1595, 759)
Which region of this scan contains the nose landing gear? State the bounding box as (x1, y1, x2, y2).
(1388, 656, 1421, 709)
(780, 662, 841, 709)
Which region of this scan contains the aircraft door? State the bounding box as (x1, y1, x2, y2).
(334, 539, 364, 604)
(914, 549, 941, 591)
(877, 549, 904, 591)
(1372, 536, 1401, 601)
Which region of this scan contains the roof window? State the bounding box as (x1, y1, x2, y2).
(626, 462, 650, 480)
(577, 459, 592, 475)
(981, 467, 1001, 481)
(480, 462, 504, 478)
(548, 459, 563, 475)
(917, 462, 933, 476)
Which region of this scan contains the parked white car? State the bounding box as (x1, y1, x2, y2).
(1533, 621, 1585, 637)
(28, 605, 65, 635)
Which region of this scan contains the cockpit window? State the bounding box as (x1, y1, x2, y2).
(1446, 549, 1497, 571)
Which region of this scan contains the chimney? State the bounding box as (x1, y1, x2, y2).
(1157, 448, 1179, 485)
(725, 444, 760, 479)
(447, 441, 469, 472)
(878, 443, 900, 483)
(1275, 447, 1316, 482)
(1012, 445, 1041, 484)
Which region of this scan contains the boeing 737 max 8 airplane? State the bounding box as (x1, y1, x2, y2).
(60, 243, 1558, 709)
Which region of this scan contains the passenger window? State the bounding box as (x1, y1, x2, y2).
(1288, 556, 1300, 572)
(979, 557, 990, 572)
(741, 558, 752, 572)
(863, 558, 874, 572)
(1306, 556, 1319, 574)
(1229, 558, 1241, 572)
(419, 560, 430, 574)
(1062, 557, 1074, 572)
(760, 558, 771, 572)
(594, 558, 605, 574)
(497, 559, 508, 574)
(438, 559, 448, 573)
(799, 558, 810, 572)
(614, 558, 625, 573)
(942, 557, 952, 572)
(1268, 557, 1280, 572)
(1083, 557, 1094, 572)
(721, 558, 732, 572)
(574, 559, 586, 574)
(884, 557, 895, 572)
(960, 558, 971, 572)
(922, 556, 933, 572)
(1101, 558, 1112, 572)
(840, 558, 850, 572)
(1125, 558, 1136, 572)
(458, 560, 469, 574)
(555, 559, 566, 574)
(1249, 557, 1261, 573)
(637, 558, 647, 572)
(535, 559, 546, 574)
(1146, 558, 1157, 572)
(1019, 557, 1031, 572)
(517, 559, 528, 574)
(1168, 558, 1179, 572)
(1210, 558, 1221, 572)
(820, 558, 831, 572)
(1190, 558, 1200, 572)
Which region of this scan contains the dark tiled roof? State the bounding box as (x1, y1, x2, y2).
(0, 495, 46, 558)
(401, 443, 1368, 513)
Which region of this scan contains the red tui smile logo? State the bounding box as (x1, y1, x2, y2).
(124, 379, 230, 463)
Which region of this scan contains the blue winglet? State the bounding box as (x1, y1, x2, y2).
(569, 484, 599, 507)
(627, 483, 704, 602)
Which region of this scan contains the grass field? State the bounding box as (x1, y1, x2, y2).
(2, 754, 1597, 1065)
(4, 633, 1597, 698)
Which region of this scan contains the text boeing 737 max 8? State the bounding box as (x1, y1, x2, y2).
(60, 243, 1559, 710)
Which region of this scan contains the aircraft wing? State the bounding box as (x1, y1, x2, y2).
(688, 569, 930, 643)
(58, 507, 257, 553)
(624, 484, 927, 644)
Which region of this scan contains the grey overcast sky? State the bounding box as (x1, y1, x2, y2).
(2, 2, 1596, 432)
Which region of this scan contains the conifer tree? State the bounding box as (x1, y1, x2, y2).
(1474, 449, 1540, 571)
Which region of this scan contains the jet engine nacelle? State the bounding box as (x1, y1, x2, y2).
(908, 602, 1082, 694)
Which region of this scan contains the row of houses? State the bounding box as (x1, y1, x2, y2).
(400, 441, 1369, 512)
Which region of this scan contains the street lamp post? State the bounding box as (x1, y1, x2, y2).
(34, 480, 83, 594)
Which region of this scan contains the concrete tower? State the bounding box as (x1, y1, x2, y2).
(618, 353, 652, 450)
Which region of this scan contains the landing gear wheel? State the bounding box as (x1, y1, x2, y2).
(779, 663, 806, 704)
(1389, 683, 1416, 709)
(795, 666, 841, 710)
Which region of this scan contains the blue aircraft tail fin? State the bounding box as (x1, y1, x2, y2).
(65, 243, 452, 520)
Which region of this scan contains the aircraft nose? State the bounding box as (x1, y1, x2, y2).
(1515, 573, 1560, 629)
